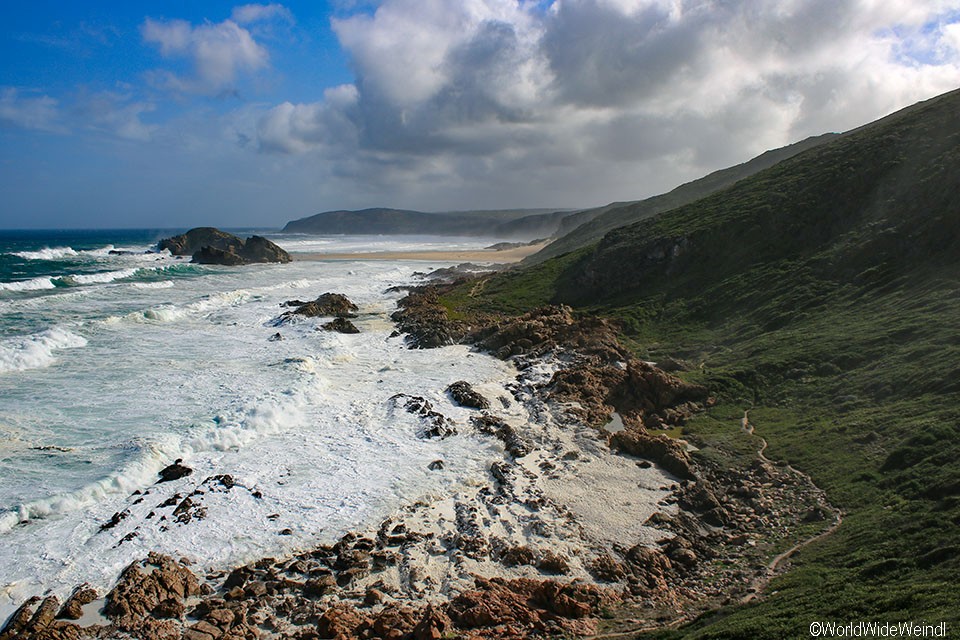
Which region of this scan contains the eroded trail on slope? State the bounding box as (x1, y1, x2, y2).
(739, 410, 844, 606)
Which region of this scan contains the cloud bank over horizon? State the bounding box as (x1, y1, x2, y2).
(1, 0, 959, 227)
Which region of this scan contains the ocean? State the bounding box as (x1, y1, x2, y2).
(0, 229, 516, 619)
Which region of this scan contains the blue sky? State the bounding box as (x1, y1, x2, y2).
(1, 1, 959, 229)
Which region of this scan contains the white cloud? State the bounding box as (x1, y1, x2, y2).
(250, 0, 960, 210)
(231, 4, 294, 25)
(0, 88, 65, 133)
(7, 1, 960, 228)
(257, 84, 359, 153)
(73, 90, 157, 141)
(142, 17, 269, 94)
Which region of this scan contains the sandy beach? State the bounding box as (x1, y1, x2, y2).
(292, 242, 549, 263)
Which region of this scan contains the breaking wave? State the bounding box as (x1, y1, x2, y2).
(0, 328, 88, 373)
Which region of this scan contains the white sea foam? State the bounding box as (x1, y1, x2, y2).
(0, 327, 88, 373)
(0, 254, 521, 621)
(11, 247, 79, 260)
(131, 280, 175, 289)
(10, 245, 128, 261)
(64, 268, 141, 285)
(0, 276, 57, 292)
(2, 267, 156, 295)
(128, 288, 252, 324)
(271, 234, 503, 254)
(0, 437, 177, 533)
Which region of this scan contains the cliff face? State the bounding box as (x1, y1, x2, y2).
(159, 228, 291, 265)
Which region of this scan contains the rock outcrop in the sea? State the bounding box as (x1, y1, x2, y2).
(158, 227, 291, 265)
(471, 414, 531, 458)
(322, 317, 361, 334)
(157, 459, 193, 483)
(446, 380, 489, 409)
(390, 394, 457, 439)
(280, 292, 359, 322)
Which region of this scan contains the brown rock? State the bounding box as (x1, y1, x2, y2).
(471, 415, 530, 458)
(104, 553, 199, 631)
(152, 598, 185, 619)
(363, 588, 386, 606)
(448, 577, 607, 635)
(57, 584, 98, 620)
(610, 428, 696, 480)
(624, 545, 673, 596)
(586, 554, 627, 582)
(536, 551, 570, 575)
(189, 620, 222, 637)
(500, 546, 537, 567)
(412, 605, 453, 640)
(365, 604, 419, 639)
(0, 596, 41, 640)
(30, 596, 60, 630)
(282, 293, 358, 320)
(321, 318, 360, 334)
(316, 604, 368, 640)
(206, 608, 238, 628)
(446, 381, 490, 409)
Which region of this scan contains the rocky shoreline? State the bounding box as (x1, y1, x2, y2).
(2, 277, 834, 640)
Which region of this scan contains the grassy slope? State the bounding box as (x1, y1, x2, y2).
(526, 133, 838, 265)
(443, 90, 960, 637)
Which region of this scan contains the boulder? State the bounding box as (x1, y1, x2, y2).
(364, 604, 420, 639)
(242, 235, 291, 263)
(159, 228, 242, 257)
(391, 394, 457, 440)
(57, 584, 98, 620)
(157, 459, 193, 483)
(447, 577, 607, 636)
(610, 429, 695, 480)
(624, 545, 673, 596)
(317, 603, 368, 640)
(471, 415, 530, 458)
(104, 553, 200, 632)
(280, 293, 358, 320)
(391, 287, 465, 348)
(412, 605, 453, 640)
(446, 381, 490, 409)
(321, 318, 360, 334)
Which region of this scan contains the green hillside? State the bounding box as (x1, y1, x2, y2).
(283, 206, 567, 238)
(442, 88, 960, 637)
(524, 133, 838, 265)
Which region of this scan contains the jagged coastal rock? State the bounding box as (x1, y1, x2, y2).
(158, 228, 291, 265)
(322, 317, 361, 334)
(446, 380, 490, 409)
(280, 293, 358, 320)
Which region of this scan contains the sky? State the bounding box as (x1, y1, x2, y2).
(1, 1, 959, 229)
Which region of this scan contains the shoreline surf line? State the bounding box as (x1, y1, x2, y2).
(289, 242, 549, 263)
